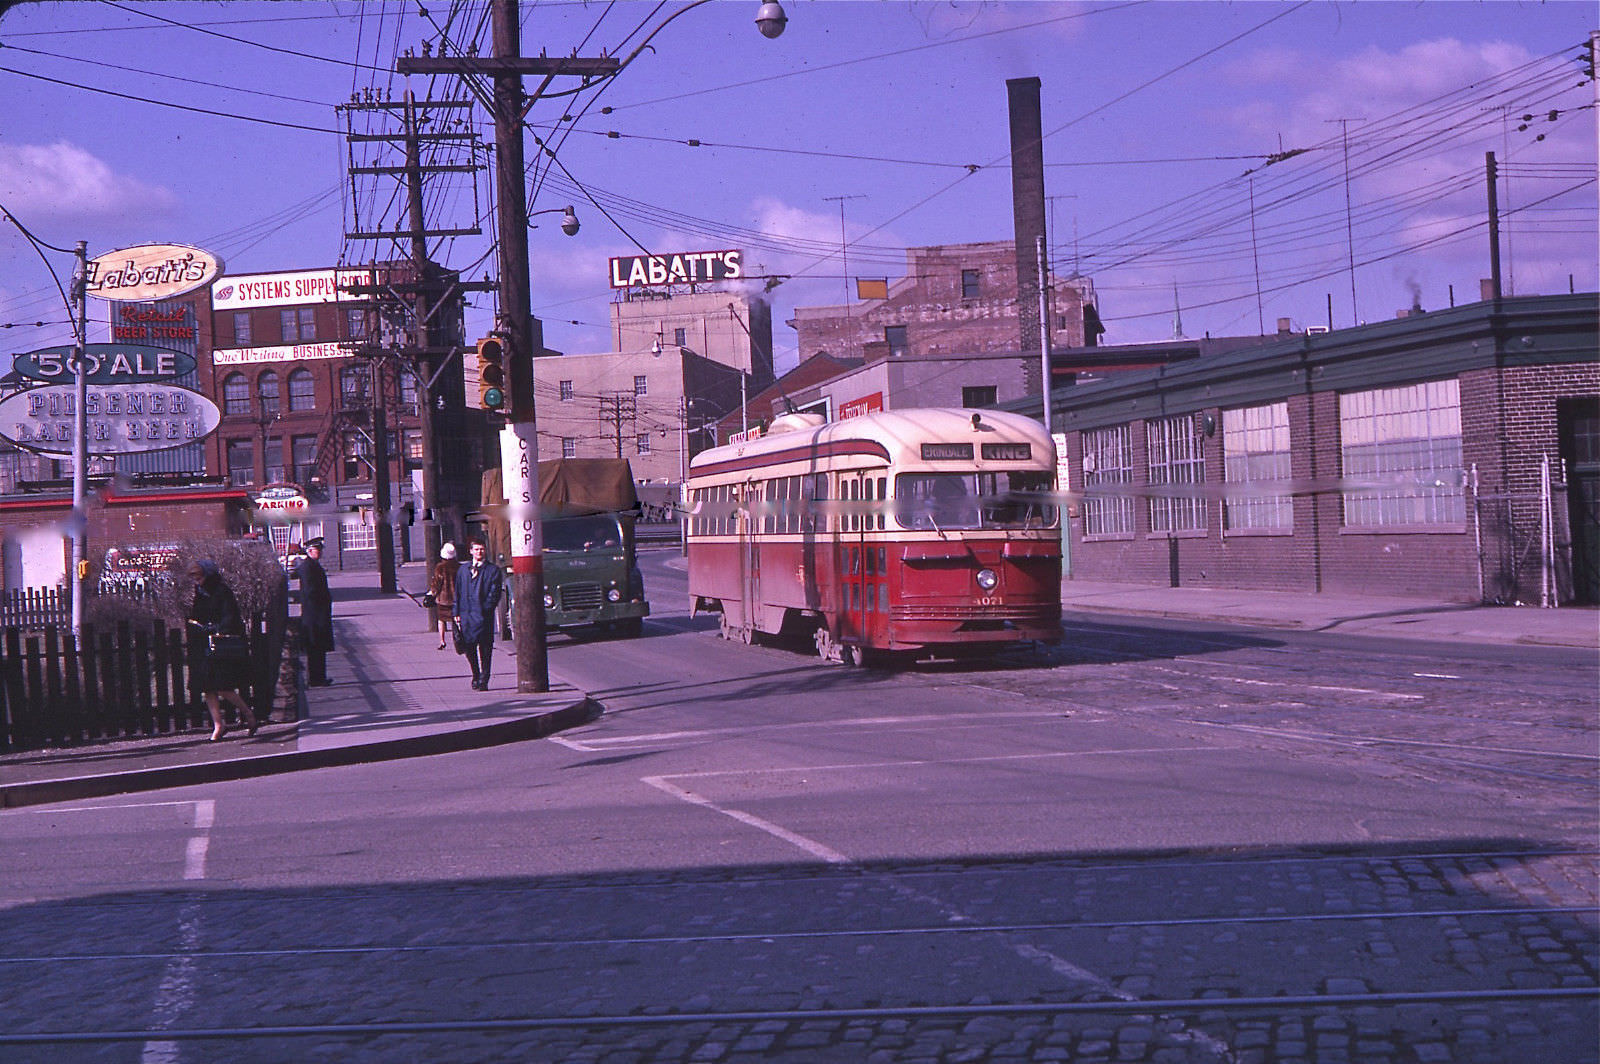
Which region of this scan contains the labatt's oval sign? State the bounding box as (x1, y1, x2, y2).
(0, 384, 221, 456)
(84, 243, 224, 303)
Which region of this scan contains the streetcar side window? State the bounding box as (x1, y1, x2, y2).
(876, 477, 887, 529)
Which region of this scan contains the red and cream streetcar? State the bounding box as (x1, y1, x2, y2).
(686, 407, 1062, 663)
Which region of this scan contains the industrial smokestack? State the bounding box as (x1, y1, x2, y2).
(1007, 77, 1048, 363)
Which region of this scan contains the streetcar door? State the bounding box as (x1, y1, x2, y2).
(835, 472, 872, 645)
(860, 473, 888, 646)
(740, 479, 759, 632)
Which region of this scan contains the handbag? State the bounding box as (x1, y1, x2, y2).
(207, 632, 250, 664)
(421, 591, 436, 608)
(451, 619, 469, 655)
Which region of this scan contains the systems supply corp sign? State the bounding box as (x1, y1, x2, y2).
(0, 384, 221, 456)
(212, 268, 375, 311)
(609, 249, 741, 289)
(85, 244, 225, 303)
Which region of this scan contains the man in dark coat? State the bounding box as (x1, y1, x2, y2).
(453, 539, 504, 690)
(297, 539, 335, 686)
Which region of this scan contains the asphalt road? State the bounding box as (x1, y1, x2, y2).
(1, 546, 1594, 1062)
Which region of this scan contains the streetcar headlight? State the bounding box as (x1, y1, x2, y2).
(975, 568, 998, 591)
(607, 588, 622, 602)
(543, 594, 555, 608)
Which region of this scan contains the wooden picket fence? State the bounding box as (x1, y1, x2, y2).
(0, 615, 276, 753)
(0, 587, 69, 631)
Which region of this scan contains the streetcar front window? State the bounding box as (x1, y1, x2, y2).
(895, 472, 1057, 530)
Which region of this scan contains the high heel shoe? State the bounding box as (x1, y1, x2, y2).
(246, 720, 259, 737)
(209, 725, 227, 742)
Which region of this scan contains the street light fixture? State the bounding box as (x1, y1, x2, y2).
(755, 1, 788, 38)
(528, 204, 580, 236)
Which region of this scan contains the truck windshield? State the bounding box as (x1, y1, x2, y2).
(543, 515, 622, 553)
(894, 471, 1057, 530)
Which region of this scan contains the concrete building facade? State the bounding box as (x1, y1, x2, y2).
(789, 241, 1100, 376)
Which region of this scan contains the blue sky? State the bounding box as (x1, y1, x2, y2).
(1, 1, 1594, 375)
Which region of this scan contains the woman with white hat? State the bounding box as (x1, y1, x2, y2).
(429, 542, 461, 649)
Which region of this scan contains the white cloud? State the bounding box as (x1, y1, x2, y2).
(0, 142, 177, 222)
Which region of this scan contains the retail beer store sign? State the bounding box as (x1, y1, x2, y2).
(0, 384, 221, 457)
(609, 248, 742, 289)
(84, 243, 225, 302)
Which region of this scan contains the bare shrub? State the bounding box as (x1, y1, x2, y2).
(153, 537, 289, 626)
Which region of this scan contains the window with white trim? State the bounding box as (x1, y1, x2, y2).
(633, 374, 648, 396)
(1340, 379, 1464, 527)
(1223, 402, 1292, 531)
(1147, 414, 1207, 534)
(559, 379, 573, 401)
(1081, 424, 1134, 536)
(636, 433, 651, 456)
(340, 520, 376, 551)
(561, 437, 577, 459)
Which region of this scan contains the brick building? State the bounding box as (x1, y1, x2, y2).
(789, 241, 1100, 375)
(1016, 293, 1599, 605)
(207, 264, 493, 569)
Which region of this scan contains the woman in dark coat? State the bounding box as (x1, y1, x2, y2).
(187, 560, 259, 741)
(453, 539, 504, 690)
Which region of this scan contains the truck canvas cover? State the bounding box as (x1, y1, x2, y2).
(481, 459, 639, 559)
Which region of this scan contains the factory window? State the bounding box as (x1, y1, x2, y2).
(636, 433, 651, 456)
(674, 327, 687, 347)
(562, 437, 577, 459)
(1147, 414, 1208, 535)
(634, 375, 648, 396)
(1081, 424, 1133, 537)
(232, 312, 252, 345)
(1223, 402, 1292, 532)
(225, 438, 254, 486)
(345, 307, 367, 341)
(961, 269, 981, 300)
(559, 379, 573, 401)
(1340, 379, 1464, 528)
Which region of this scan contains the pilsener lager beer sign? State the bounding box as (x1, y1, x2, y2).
(0, 384, 221, 456)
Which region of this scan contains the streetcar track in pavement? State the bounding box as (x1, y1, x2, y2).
(2, 903, 1591, 966)
(2, 986, 1594, 1047)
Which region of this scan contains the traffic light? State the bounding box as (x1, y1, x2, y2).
(477, 335, 506, 412)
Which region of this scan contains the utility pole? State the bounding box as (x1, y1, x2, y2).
(399, 0, 618, 693)
(70, 240, 87, 638)
(340, 90, 487, 601)
(598, 392, 637, 458)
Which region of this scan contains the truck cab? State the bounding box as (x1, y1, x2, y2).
(540, 511, 648, 637)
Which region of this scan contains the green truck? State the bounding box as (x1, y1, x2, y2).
(482, 458, 649, 638)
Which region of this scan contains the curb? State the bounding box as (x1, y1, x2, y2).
(0, 698, 602, 810)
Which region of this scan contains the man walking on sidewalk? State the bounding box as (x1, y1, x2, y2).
(454, 539, 504, 691)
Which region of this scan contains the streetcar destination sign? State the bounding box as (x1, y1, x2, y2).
(0, 383, 221, 456)
(84, 243, 225, 303)
(12, 344, 194, 385)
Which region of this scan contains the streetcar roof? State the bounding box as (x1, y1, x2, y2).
(689, 407, 1054, 478)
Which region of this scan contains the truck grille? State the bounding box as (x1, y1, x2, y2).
(559, 583, 604, 611)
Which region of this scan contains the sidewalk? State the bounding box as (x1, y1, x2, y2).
(0, 564, 596, 809)
(1058, 577, 1599, 650)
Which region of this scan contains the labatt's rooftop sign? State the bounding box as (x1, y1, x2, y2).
(609, 249, 741, 289)
(85, 243, 224, 302)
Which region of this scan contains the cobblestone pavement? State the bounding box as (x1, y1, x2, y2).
(2, 847, 1594, 1062)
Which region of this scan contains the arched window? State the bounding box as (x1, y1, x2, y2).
(257, 371, 280, 416)
(222, 373, 250, 416)
(287, 368, 315, 411)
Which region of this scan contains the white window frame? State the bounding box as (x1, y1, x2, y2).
(1147, 414, 1207, 535)
(559, 379, 573, 401)
(1340, 379, 1464, 528)
(636, 433, 651, 456)
(633, 374, 648, 396)
(561, 437, 577, 459)
(1223, 402, 1292, 533)
(340, 520, 376, 552)
(1082, 424, 1134, 537)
